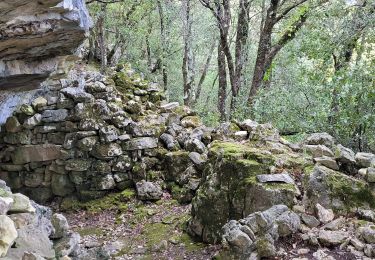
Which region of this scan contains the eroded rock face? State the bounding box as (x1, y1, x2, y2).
(188, 138, 309, 243)
(0, 0, 92, 90)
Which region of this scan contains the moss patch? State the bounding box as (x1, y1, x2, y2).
(326, 171, 375, 209)
(60, 189, 135, 213)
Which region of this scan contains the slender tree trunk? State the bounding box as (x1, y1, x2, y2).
(98, 5, 107, 74)
(217, 43, 228, 122)
(182, 0, 195, 106)
(193, 40, 216, 105)
(157, 0, 168, 91)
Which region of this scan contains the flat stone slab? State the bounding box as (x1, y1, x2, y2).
(256, 174, 295, 184)
(11, 144, 62, 164)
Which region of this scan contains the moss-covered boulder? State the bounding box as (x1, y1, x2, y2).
(303, 165, 375, 212)
(188, 141, 308, 243)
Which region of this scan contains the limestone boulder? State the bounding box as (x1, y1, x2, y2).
(136, 181, 163, 201)
(0, 215, 18, 257)
(355, 152, 375, 168)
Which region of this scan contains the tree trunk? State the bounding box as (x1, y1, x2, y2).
(217, 43, 228, 122)
(157, 0, 168, 91)
(98, 5, 107, 74)
(193, 40, 216, 105)
(182, 0, 195, 106)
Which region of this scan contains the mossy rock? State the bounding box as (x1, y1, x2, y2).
(189, 140, 303, 243)
(303, 165, 375, 212)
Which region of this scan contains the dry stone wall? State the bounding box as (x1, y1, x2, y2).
(0, 65, 212, 204)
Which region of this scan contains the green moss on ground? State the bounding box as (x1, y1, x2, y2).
(60, 189, 135, 213)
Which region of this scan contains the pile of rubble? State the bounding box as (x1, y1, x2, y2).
(0, 180, 108, 259)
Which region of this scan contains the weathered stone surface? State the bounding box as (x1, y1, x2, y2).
(160, 133, 180, 151)
(181, 116, 201, 128)
(314, 156, 339, 170)
(11, 144, 62, 164)
(315, 204, 334, 224)
(23, 113, 42, 129)
(335, 144, 356, 164)
(5, 116, 21, 133)
(61, 87, 94, 103)
(0, 197, 13, 215)
(185, 138, 206, 154)
(305, 133, 334, 148)
(303, 166, 375, 212)
(355, 152, 375, 168)
(99, 125, 119, 143)
(257, 173, 295, 184)
(304, 145, 334, 158)
(360, 225, 375, 243)
(91, 143, 123, 160)
(51, 174, 74, 196)
(51, 213, 69, 239)
(189, 141, 303, 243)
(122, 137, 158, 151)
(366, 167, 375, 183)
(0, 215, 18, 257)
(41, 109, 68, 123)
(301, 213, 320, 228)
(65, 159, 91, 172)
(221, 205, 297, 259)
(0, 0, 92, 89)
(8, 193, 35, 214)
(20, 104, 35, 116)
(136, 181, 163, 201)
(318, 230, 348, 246)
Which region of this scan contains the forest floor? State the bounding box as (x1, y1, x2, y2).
(53, 189, 358, 260)
(57, 191, 220, 260)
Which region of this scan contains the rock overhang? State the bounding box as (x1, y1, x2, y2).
(0, 0, 92, 90)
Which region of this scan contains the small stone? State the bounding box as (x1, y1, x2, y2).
(318, 230, 348, 245)
(297, 248, 310, 255)
(41, 109, 68, 123)
(306, 133, 334, 147)
(301, 213, 320, 228)
(313, 249, 335, 260)
(99, 125, 119, 143)
(20, 104, 35, 116)
(366, 167, 375, 182)
(32, 97, 48, 110)
(181, 116, 201, 128)
(355, 152, 375, 168)
(315, 204, 334, 224)
(122, 137, 158, 151)
(9, 193, 35, 213)
(160, 102, 179, 112)
(361, 225, 375, 243)
(23, 114, 42, 129)
(314, 156, 339, 170)
(234, 131, 248, 141)
(292, 205, 305, 213)
(305, 145, 334, 158)
(322, 216, 345, 230)
(5, 116, 21, 133)
(335, 144, 356, 164)
(136, 181, 163, 201)
(257, 173, 295, 184)
(277, 211, 301, 237)
(350, 237, 364, 251)
(51, 213, 69, 239)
